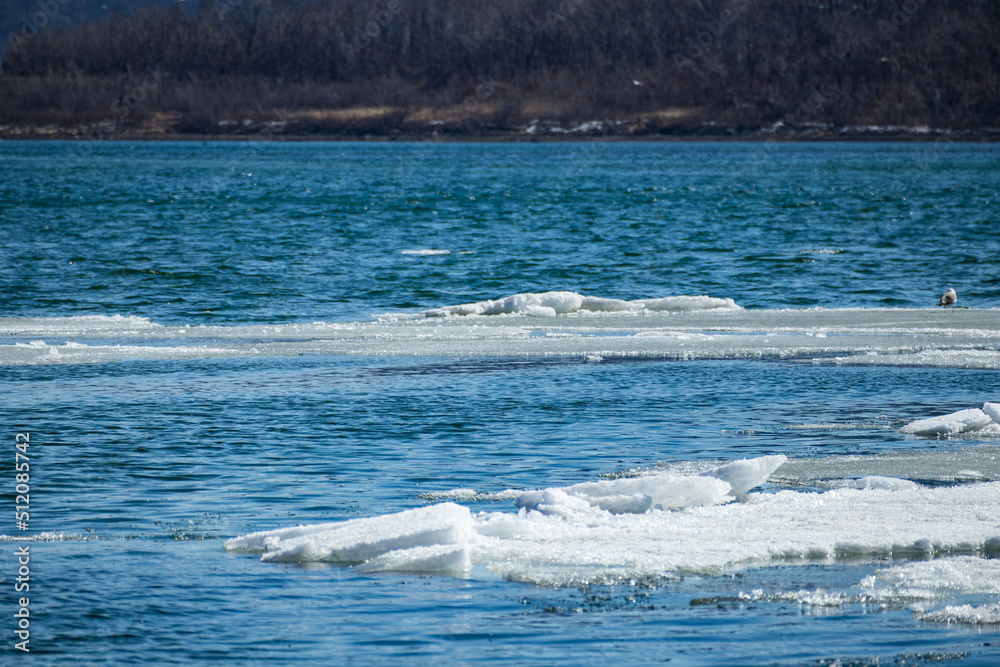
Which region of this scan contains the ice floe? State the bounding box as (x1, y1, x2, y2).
(860, 556, 1000, 600)
(419, 291, 740, 317)
(227, 454, 1000, 591)
(901, 403, 1000, 436)
(2, 308, 999, 367)
(227, 503, 474, 574)
(920, 603, 1000, 625)
(733, 555, 1000, 625)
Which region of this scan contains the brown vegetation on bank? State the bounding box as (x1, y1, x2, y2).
(1, 0, 998, 138)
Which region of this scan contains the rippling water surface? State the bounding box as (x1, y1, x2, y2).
(2, 141, 1000, 665)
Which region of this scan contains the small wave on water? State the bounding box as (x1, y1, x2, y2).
(419, 291, 741, 317)
(400, 249, 452, 256)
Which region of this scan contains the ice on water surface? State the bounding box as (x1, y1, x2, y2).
(227, 453, 1000, 611)
(2, 303, 999, 368)
(901, 402, 1000, 437)
(419, 291, 741, 317)
(226, 503, 474, 574)
(512, 454, 787, 516)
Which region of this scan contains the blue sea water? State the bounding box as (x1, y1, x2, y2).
(2, 140, 1000, 665)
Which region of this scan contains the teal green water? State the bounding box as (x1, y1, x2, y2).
(1, 141, 1000, 665)
(2, 141, 999, 322)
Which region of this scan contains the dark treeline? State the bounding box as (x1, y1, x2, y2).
(1, 0, 998, 135)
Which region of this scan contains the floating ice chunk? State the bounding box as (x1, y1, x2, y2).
(920, 603, 1000, 625)
(701, 455, 787, 498)
(235, 479, 1000, 587)
(859, 556, 1000, 601)
(900, 409, 993, 436)
(226, 503, 473, 573)
(831, 476, 920, 491)
(420, 291, 740, 317)
(983, 402, 1000, 424)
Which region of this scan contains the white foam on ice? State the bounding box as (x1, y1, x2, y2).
(420, 292, 740, 317)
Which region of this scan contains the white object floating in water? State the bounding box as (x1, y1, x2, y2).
(225, 503, 474, 574)
(227, 479, 1000, 587)
(938, 288, 957, 306)
(900, 406, 994, 436)
(420, 291, 741, 317)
